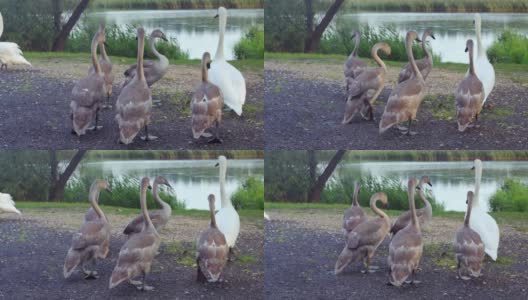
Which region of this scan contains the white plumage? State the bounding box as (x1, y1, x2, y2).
(208, 7, 246, 116)
(0, 192, 21, 215)
(215, 156, 240, 248)
(0, 12, 31, 69)
(469, 13, 495, 104)
(468, 159, 499, 260)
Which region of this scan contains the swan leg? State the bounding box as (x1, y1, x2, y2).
(208, 121, 223, 144)
(197, 259, 207, 282)
(88, 109, 103, 131)
(129, 279, 143, 286)
(403, 119, 417, 136)
(140, 125, 158, 141)
(83, 259, 99, 279)
(137, 273, 154, 291)
(410, 269, 421, 284)
(228, 246, 240, 262)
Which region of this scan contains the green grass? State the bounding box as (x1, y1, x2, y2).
(490, 179, 528, 212)
(234, 26, 264, 60)
(488, 30, 528, 64)
(16, 201, 263, 221)
(266, 202, 528, 223)
(24, 51, 263, 72)
(232, 176, 264, 210)
(343, 0, 528, 12)
(89, 0, 263, 10)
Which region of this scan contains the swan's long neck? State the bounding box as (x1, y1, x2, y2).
(150, 36, 168, 65)
(209, 198, 217, 228)
(352, 32, 360, 56)
(215, 14, 226, 60)
(409, 182, 419, 228)
(91, 34, 102, 74)
(137, 30, 146, 81)
(0, 12, 4, 38)
(153, 181, 171, 214)
(468, 43, 476, 75)
(370, 194, 388, 220)
(89, 184, 106, 222)
(421, 32, 432, 63)
(100, 43, 110, 62)
(372, 44, 387, 72)
(465, 193, 473, 227)
(352, 184, 360, 207)
(219, 161, 230, 208)
(475, 19, 485, 57)
(418, 182, 431, 209)
(474, 164, 482, 207)
(202, 59, 209, 82)
(141, 183, 154, 229)
(406, 34, 424, 83)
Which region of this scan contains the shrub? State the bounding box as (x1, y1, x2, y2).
(490, 178, 528, 212)
(234, 26, 264, 59)
(322, 173, 444, 212)
(488, 30, 528, 64)
(320, 24, 441, 63)
(232, 176, 264, 210)
(66, 24, 189, 60)
(64, 175, 185, 210)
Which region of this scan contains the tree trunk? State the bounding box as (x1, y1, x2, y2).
(308, 150, 317, 186)
(304, 0, 345, 53)
(48, 150, 87, 201)
(304, 0, 314, 50)
(307, 150, 346, 202)
(51, 0, 91, 52)
(52, 0, 63, 34)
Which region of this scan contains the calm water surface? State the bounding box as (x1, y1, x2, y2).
(75, 159, 263, 210)
(334, 12, 528, 63)
(334, 161, 528, 212)
(83, 9, 264, 59)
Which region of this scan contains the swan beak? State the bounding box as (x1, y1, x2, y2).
(471, 166, 475, 170)
(415, 38, 422, 42)
(427, 182, 433, 187)
(431, 35, 436, 40)
(473, 20, 475, 25)
(214, 14, 219, 19)
(106, 187, 113, 194)
(215, 162, 219, 167)
(166, 183, 174, 190)
(416, 186, 421, 190)
(148, 185, 152, 190)
(162, 36, 168, 42)
(465, 47, 469, 53)
(206, 62, 211, 69)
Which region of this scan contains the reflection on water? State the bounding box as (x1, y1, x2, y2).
(335, 12, 528, 63)
(83, 9, 264, 59)
(75, 159, 263, 210)
(334, 161, 528, 212)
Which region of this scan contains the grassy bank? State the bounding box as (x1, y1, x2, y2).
(488, 30, 528, 65)
(15, 201, 263, 221)
(345, 0, 528, 12)
(266, 52, 528, 83)
(265, 202, 527, 222)
(82, 150, 264, 161)
(490, 179, 528, 212)
(89, 0, 263, 10)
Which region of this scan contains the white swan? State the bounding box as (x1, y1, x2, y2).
(468, 159, 499, 260)
(208, 7, 246, 116)
(215, 155, 241, 258)
(0, 11, 31, 70)
(470, 13, 495, 104)
(0, 192, 21, 215)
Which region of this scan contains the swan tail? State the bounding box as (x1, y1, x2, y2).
(63, 248, 80, 278)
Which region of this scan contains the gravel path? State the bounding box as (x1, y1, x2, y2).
(0, 59, 263, 150)
(0, 210, 263, 299)
(265, 217, 528, 300)
(265, 60, 528, 150)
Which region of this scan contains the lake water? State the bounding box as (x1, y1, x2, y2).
(83, 9, 264, 59)
(333, 161, 528, 212)
(333, 12, 528, 63)
(74, 159, 264, 210)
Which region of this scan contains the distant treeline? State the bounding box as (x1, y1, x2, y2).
(82, 150, 264, 161)
(89, 0, 263, 10)
(346, 0, 528, 12)
(319, 150, 528, 162)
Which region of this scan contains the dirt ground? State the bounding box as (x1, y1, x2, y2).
(265, 60, 528, 150)
(264, 209, 528, 300)
(0, 58, 263, 150)
(0, 209, 263, 299)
